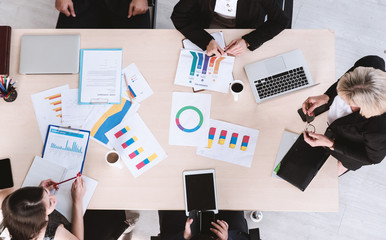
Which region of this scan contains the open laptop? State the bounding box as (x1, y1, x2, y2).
(244, 49, 316, 103)
(19, 34, 80, 74)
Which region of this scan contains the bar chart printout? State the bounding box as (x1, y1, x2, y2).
(43, 125, 90, 170)
(105, 113, 167, 178)
(174, 49, 235, 93)
(197, 119, 259, 168)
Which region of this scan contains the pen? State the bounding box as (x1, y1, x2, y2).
(54, 172, 81, 187)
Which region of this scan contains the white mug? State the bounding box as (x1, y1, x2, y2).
(105, 150, 123, 169)
(230, 80, 244, 101)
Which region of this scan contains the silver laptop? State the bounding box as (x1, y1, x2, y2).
(19, 35, 80, 74)
(244, 49, 316, 103)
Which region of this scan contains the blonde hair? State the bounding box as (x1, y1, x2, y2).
(337, 66, 386, 118)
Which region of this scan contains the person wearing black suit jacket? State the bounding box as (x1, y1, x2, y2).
(55, 0, 150, 28)
(171, 0, 289, 57)
(302, 56, 386, 176)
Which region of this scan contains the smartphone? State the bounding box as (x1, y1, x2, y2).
(0, 158, 14, 189)
(297, 104, 329, 122)
(200, 211, 215, 235)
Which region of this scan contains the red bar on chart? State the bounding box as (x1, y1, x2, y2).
(114, 126, 130, 138)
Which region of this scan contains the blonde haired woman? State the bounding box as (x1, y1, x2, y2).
(302, 56, 386, 176)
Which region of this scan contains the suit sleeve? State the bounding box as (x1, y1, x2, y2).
(171, 0, 214, 50)
(159, 231, 185, 240)
(333, 131, 386, 169)
(242, 0, 289, 51)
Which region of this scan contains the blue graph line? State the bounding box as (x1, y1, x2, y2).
(51, 140, 83, 153)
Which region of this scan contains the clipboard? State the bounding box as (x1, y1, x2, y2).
(78, 48, 122, 105)
(42, 125, 90, 172)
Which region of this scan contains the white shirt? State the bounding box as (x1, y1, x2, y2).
(214, 0, 238, 19)
(327, 95, 353, 125)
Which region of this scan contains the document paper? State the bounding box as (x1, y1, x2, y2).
(79, 49, 122, 104)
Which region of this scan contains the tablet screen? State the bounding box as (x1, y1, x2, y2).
(185, 173, 216, 212)
(0, 158, 14, 189)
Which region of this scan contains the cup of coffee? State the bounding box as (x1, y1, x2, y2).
(230, 80, 244, 101)
(105, 150, 123, 169)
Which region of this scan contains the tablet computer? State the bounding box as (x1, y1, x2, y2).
(183, 169, 218, 216)
(0, 158, 14, 189)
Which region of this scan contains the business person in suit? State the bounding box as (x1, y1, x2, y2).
(55, 0, 150, 28)
(302, 55, 386, 176)
(158, 210, 249, 240)
(171, 0, 289, 56)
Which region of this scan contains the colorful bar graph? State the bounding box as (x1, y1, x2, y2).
(53, 107, 62, 112)
(213, 57, 225, 74)
(189, 51, 198, 76)
(114, 126, 130, 138)
(202, 55, 210, 74)
(129, 147, 144, 159)
(127, 85, 136, 99)
(229, 133, 239, 149)
(50, 100, 61, 106)
(44, 94, 61, 100)
(240, 135, 250, 151)
(209, 57, 217, 67)
(122, 136, 137, 149)
(218, 130, 227, 145)
(197, 53, 204, 69)
(207, 127, 216, 148)
(136, 153, 157, 170)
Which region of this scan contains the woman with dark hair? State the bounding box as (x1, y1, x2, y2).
(1, 178, 85, 240)
(171, 0, 289, 56)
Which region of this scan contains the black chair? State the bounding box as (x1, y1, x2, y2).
(84, 210, 129, 240)
(148, 0, 157, 29)
(151, 228, 261, 240)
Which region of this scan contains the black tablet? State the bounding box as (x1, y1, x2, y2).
(0, 158, 14, 189)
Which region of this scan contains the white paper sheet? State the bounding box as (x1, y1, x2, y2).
(105, 113, 167, 178)
(174, 49, 235, 93)
(22, 156, 98, 222)
(31, 85, 69, 141)
(196, 119, 259, 168)
(62, 89, 103, 129)
(79, 49, 122, 104)
(183, 32, 226, 51)
(272, 131, 299, 179)
(169, 92, 211, 146)
(123, 63, 153, 103)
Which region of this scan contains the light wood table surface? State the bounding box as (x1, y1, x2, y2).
(0, 29, 338, 211)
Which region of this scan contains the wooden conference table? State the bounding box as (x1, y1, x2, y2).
(1, 29, 338, 211)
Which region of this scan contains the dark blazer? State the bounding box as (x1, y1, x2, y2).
(171, 0, 289, 51)
(323, 56, 386, 171)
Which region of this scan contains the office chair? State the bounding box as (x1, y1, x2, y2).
(148, 0, 157, 29)
(275, 0, 293, 28)
(84, 210, 129, 240)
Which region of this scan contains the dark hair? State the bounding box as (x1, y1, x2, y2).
(1, 187, 48, 240)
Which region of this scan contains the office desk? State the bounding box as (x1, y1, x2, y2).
(1, 29, 338, 211)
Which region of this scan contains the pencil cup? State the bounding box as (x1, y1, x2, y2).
(105, 150, 123, 169)
(230, 80, 244, 101)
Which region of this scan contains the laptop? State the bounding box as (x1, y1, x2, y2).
(19, 34, 80, 74)
(244, 49, 316, 103)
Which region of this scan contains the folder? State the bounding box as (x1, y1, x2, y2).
(277, 133, 330, 191)
(0, 26, 11, 75)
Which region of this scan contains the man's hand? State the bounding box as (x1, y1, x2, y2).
(224, 38, 249, 56)
(183, 218, 194, 240)
(128, 0, 149, 18)
(55, 0, 76, 17)
(210, 220, 229, 240)
(303, 131, 334, 148)
(206, 39, 225, 57)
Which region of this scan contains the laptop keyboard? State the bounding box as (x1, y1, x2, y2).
(254, 67, 309, 99)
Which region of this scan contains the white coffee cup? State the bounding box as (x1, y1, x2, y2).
(230, 80, 244, 101)
(105, 150, 123, 169)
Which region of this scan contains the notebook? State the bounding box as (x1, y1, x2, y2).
(276, 133, 330, 191)
(244, 49, 317, 103)
(0, 26, 11, 75)
(22, 156, 98, 222)
(19, 34, 80, 74)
